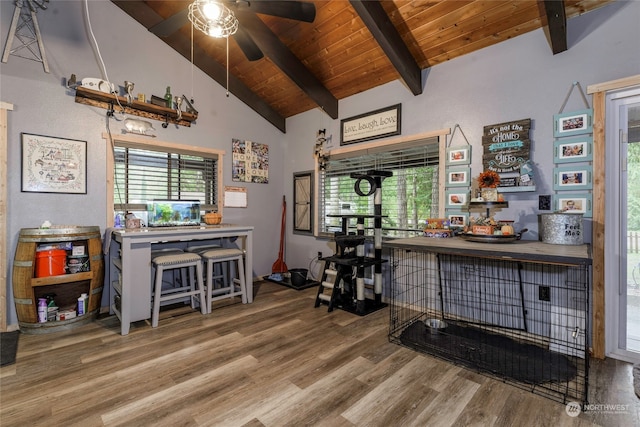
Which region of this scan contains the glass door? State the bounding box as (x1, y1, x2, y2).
(623, 101, 640, 354)
(607, 90, 640, 362)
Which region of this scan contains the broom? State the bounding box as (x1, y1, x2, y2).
(272, 195, 288, 274)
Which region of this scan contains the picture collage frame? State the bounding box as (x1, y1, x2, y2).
(552, 98, 593, 217)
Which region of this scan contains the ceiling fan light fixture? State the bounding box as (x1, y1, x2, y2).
(188, 0, 238, 38)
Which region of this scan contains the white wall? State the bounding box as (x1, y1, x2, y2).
(1, 0, 286, 326)
(282, 0, 640, 272)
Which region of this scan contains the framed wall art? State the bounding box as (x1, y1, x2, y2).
(446, 146, 471, 166)
(553, 136, 593, 164)
(446, 190, 468, 208)
(232, 138, 269, 183)
(448, 212, 468, 227)
(293, 171, 314, 235)
(21, 133, 87, 194)
(553, 109, 593, 138)
(340, 104, 401, 145)
(554, 193, 592, 218)
(553, 165, 593, 191)
(446, 167, 470, 187)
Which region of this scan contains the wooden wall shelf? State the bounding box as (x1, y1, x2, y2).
(74, 86, 197, 127)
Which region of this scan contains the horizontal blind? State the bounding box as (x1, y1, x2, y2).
(114, 146, 218, 211)
(319, 138, 440, 237)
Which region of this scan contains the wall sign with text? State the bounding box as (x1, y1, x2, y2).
(232, 139, 269, 184)
(481, 118, 535, 191)
(340, 104, 401, 145)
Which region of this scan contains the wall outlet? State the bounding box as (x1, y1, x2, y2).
(539, 285, 551, 301)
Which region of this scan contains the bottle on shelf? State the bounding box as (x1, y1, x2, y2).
(38, 298, 47, 323)
(77, 293, 88, 315)
(164, 86, 172, 109)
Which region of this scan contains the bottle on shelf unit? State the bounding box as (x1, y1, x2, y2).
(38, 298, 47, 323)
(164, 86, 172, 108)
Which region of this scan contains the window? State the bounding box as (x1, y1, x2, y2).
(318, 136, 441, 238)
(108, 136, 223, 224)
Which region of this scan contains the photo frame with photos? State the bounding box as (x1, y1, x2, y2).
(553, 165, 593, 191)
(554, 136, 593, 164)
(553, 109, 593, 138)
(447, 212, 468, 227)
(446, 190, 468, 208)
(554, 193, 592, 218)
(21, 133, 87, 194)
(446, 167, 470, 187)
(446, 146, 471, 166)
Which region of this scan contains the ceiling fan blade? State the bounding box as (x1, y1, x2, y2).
(237, 1, 316, 23)
(233, 27, 264, 61)
(149, 8, 189, 37)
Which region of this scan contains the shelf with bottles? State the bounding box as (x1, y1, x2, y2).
(74, 86, 197, 127)
(12, 226, 104, 333)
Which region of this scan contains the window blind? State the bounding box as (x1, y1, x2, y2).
(114, 146, 218, 212)
(319, 138, 440, 237)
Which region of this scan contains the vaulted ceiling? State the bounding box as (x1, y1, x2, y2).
(113, 0, 615, 132)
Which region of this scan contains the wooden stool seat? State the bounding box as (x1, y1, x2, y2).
(197, 248, 247, 311)
(151, 252, 206, 327)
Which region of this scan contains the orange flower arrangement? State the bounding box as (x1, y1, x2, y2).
(477, 170, 501, 188)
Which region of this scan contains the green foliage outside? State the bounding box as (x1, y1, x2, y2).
(324, 166, 438, 236)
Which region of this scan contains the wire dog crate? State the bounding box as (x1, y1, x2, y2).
(387, 241, 591, 405)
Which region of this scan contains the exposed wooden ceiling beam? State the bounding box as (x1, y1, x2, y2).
(111, 1, 286, 132)
(235, 9, 339, 119)
(350, 0, 422, 96)
(542, 0, 568, 54)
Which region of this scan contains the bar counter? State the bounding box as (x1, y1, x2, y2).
(107, 224, 254, 335)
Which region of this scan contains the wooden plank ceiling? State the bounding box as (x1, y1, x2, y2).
(112, 0, 615, 132)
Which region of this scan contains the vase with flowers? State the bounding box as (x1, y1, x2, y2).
(477, 170, 501, 201)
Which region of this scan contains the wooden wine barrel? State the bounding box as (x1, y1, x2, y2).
(12, 226, 104, 334)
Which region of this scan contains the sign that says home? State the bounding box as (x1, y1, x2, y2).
(481, 118, 532, 175)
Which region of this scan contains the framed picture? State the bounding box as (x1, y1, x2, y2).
(446, 190, 468, 208)
(446, 167, 470, 187)
(553, 109, 593, 137)
(446, 146, 471, 166)
(340, 104, 401, 145)
(293, 171, 314, 235)
(554, 193, 592, 218)
(553, 165, 593, 191)
(21, 133, 87, 194)
(553, 136, 593, 164)
(448, 212, 468, 228)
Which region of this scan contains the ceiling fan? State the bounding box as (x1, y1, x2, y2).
(149, 0, 316, 61)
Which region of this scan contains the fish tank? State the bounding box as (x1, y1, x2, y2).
(147, 200, 201, 227)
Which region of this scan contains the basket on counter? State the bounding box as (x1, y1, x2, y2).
(203, 212, 222, 225)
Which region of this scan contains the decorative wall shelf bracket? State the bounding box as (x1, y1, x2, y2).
(74, 87, 197, 127)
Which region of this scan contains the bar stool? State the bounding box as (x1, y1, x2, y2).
(196, 247, 247, 312)
(151, 251, 206, 327)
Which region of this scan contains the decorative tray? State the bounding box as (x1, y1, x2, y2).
(459, 233, 518, 243)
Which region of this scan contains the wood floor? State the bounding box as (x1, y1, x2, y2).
(1, 281, 639, 427)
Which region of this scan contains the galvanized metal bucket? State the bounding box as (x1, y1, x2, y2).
(539, 213, 584, 245)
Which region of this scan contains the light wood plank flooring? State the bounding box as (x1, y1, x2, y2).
(1, 281, 639, 426)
